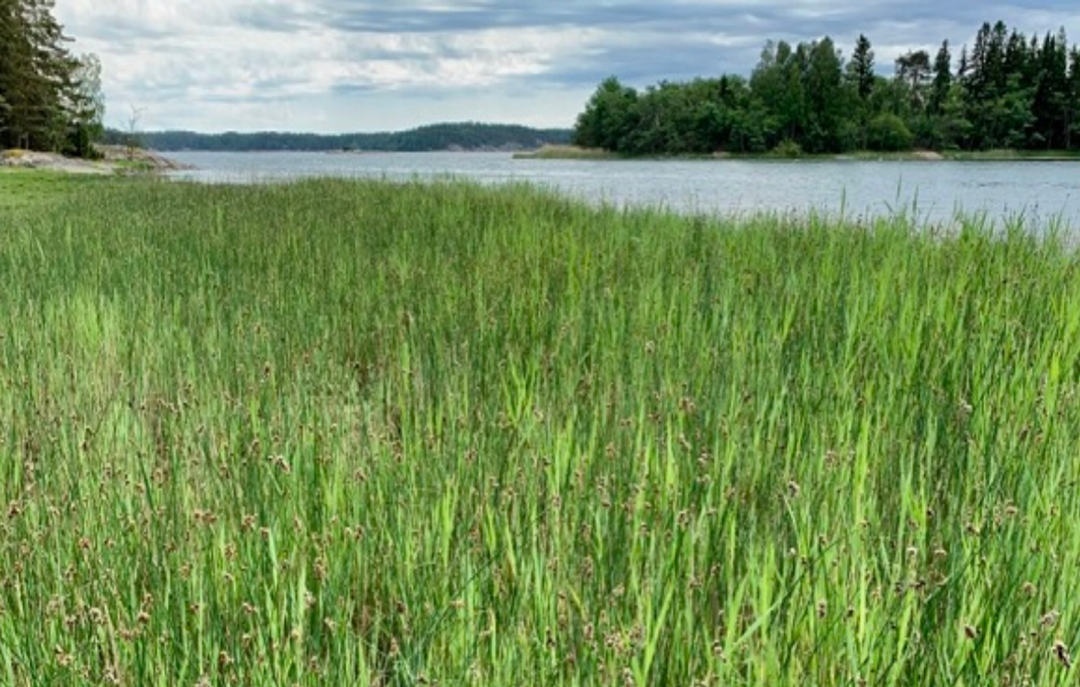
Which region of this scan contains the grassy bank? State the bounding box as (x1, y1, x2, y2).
(942, 149, 1080, 161)
(512, 144, 619, 160)
(0, 168, 120, 209)
(2, 178, 1080, 686)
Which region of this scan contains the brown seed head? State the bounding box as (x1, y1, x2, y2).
(1054, 640, 1073, 669)
(1041, 610, 1061, 629)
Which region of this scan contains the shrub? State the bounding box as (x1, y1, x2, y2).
(867, 113, 915, 151)
(772, 139, 804, 157)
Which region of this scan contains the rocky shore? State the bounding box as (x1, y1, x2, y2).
(1, 144, 190, 175)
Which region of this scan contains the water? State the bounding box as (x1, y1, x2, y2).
(167, 151, 1080, 229)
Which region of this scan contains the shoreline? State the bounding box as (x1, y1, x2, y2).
(513, 144, 1080, 162)
(1, 144, 191, 175)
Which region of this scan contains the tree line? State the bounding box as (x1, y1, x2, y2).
(0, 0, 104, 157)
(573, 20, 1080, 155)
(109, 123, 573, 153)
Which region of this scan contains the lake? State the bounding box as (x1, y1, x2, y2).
(167, 151, 1080, 229)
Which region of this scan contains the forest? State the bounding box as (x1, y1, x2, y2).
(573, 20, 1080, 155)
(105, 123, 573, 152)
(0, 0, 103, 157)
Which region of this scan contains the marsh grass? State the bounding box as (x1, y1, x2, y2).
(2, 177, 1080, 685)
(512, 144, 617, 160)
(0, 169, 118, 209)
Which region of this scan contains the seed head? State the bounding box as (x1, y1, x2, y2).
(1054, 640, 1073, 669)
(54, 646, 73, 667)
(1041, 610, 1061, 629)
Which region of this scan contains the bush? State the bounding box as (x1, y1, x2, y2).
(64, 122, 104, 160)
(867, 113, 914, 152)
(772, 139, 804, 157)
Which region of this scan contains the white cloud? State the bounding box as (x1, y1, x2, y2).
(51, 0, 1080, 132)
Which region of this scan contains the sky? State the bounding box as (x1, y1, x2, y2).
(53, 1, 1080, 134)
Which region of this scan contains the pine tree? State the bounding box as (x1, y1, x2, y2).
(0, 0, 102, 153)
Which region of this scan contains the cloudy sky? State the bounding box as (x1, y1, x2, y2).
(54, 1, 1080, 134)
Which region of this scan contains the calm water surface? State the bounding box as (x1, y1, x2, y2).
(167, 151, 1080, 229)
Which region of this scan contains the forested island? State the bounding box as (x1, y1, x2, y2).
(105, 123, 573, 153)
(573, 20, 1080, 156)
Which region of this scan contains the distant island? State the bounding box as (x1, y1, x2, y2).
(104, 122, 573, 153)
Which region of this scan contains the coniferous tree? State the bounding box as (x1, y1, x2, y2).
(1031, 30, 1070, 148)
(848, 34, 876, 100)
(0, 0, 103, 154)
(930, 40, 953, 114)
(1068, 47, 1080, 149)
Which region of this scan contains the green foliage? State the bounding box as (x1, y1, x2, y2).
(573, 76, 640, 151)
(0, 0, 104, 157)
(930, 41, 954, 115)
(867, 113, 915, 151)
(848, 34, 876, 101)
(4, 178, 1080, 685)
(803, 37, 848, 153)
(573, 19, 1080, 155)
(64, 121, 103, 159)
(772, 138, 804, 157)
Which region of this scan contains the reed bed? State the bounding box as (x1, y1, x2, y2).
(1, 177, 1079, 686)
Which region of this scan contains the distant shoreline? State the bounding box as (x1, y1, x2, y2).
(513, 144, 1080, 162)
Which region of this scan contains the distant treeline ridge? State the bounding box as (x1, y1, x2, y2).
(107, 122, 573, 152)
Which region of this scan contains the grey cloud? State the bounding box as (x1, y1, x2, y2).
(229, 1, 1080, 89)
(233, 1, 1078, 40)
(56, 0, 1080, 132)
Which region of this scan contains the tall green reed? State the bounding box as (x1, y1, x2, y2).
(1, 177, 1078, 685)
